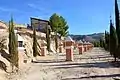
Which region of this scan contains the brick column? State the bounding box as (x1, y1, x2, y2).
(83, 42, 87, 52)
(65, 36, 74, 61)
(78, 40, 84, 54)
(88, 44, 90, 50)
(86, 42, 90, 51)
(41, 41, 47, 56)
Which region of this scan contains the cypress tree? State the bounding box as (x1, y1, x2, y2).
(115, 0, 120, 43)
(110, 19, 118, 61)
(104, 31, 107, 50)
(33, 24, 39, 57)
(9, 17, 19, 71)
(9, 21, 12, 56)
(104, 31, 110, 51)
(100, 38, 103, 48)
(46, 25, 51, 51)
(103, 40, 105, 49)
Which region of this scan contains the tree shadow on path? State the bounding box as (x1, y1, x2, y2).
(62, 74, 120, 80)
(51, 61, 120, 69)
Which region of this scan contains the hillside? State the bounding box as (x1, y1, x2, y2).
(69, 33, 104, 42)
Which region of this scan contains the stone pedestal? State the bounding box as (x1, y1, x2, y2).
(41, 46, 47, 56)
(77, 40, 84, 54)
(18, 47, 25, 68)
(66, 47, 74, 61)
(83, 45, 87, 52)
(65, 36, 74, 61)
(41, 41, 47, 56)
(87, 43, 93, 51)
(78, 45, 84, 54)
(86, 42, 91, 51)
(87, 44, 89, 51)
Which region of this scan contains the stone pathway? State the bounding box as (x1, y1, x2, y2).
(8, 48, 120, 80)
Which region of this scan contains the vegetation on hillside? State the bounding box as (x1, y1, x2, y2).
(69, 33, 104, 42)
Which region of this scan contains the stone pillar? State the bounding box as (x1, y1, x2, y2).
(41, 41, 47, 56)
(86, 42, 90, 51)
(18, 47, 25, 68)
(78, 45, 84, 54)
(65, 36, 74, 61)
(88, 44, 90, 50)
(78, 40, 84, 54)
(83, 42, 87, 52)
(59, 41, 63, 53)
(17, 34, 26, 68)
(87, 42, 93, 51)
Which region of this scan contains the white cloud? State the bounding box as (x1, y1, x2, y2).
(27, 3, 36, 9)
(0, 7, 14, 12)
(27, 3, 52, 14)
(27, 3, 45, 11)
(0, 7, 25, 14)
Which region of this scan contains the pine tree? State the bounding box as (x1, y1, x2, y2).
(49, 13, 69, 51)
(9, 17, 19, 71)
(115, 0, 120, 43)
(33, 25, 39, 57)
(58, 16, 69, 37)
(49, 13, 60, 51)
(110, 19, 118, 61)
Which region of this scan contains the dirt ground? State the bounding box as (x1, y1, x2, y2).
(7, 48, 120, 80)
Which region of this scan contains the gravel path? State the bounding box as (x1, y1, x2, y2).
(7, 48, 120, 80)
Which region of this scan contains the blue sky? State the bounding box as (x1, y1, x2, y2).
(0, 0, 119, 35)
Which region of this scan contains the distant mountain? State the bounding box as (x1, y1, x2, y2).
(69, 33, 104, 42)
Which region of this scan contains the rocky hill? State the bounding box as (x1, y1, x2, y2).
(69, 33, 104, 42)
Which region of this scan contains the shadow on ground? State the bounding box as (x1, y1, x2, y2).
(32, 59, 120, 68)
(76, 55, 112, 60)
(32, 60, 66, 63)
(0, 60, 7, 72)
(1, 50, 11, 62)
(54, 61, 120, 68)
(52, 61, 114, 69)
(62, 74, 120, 80)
